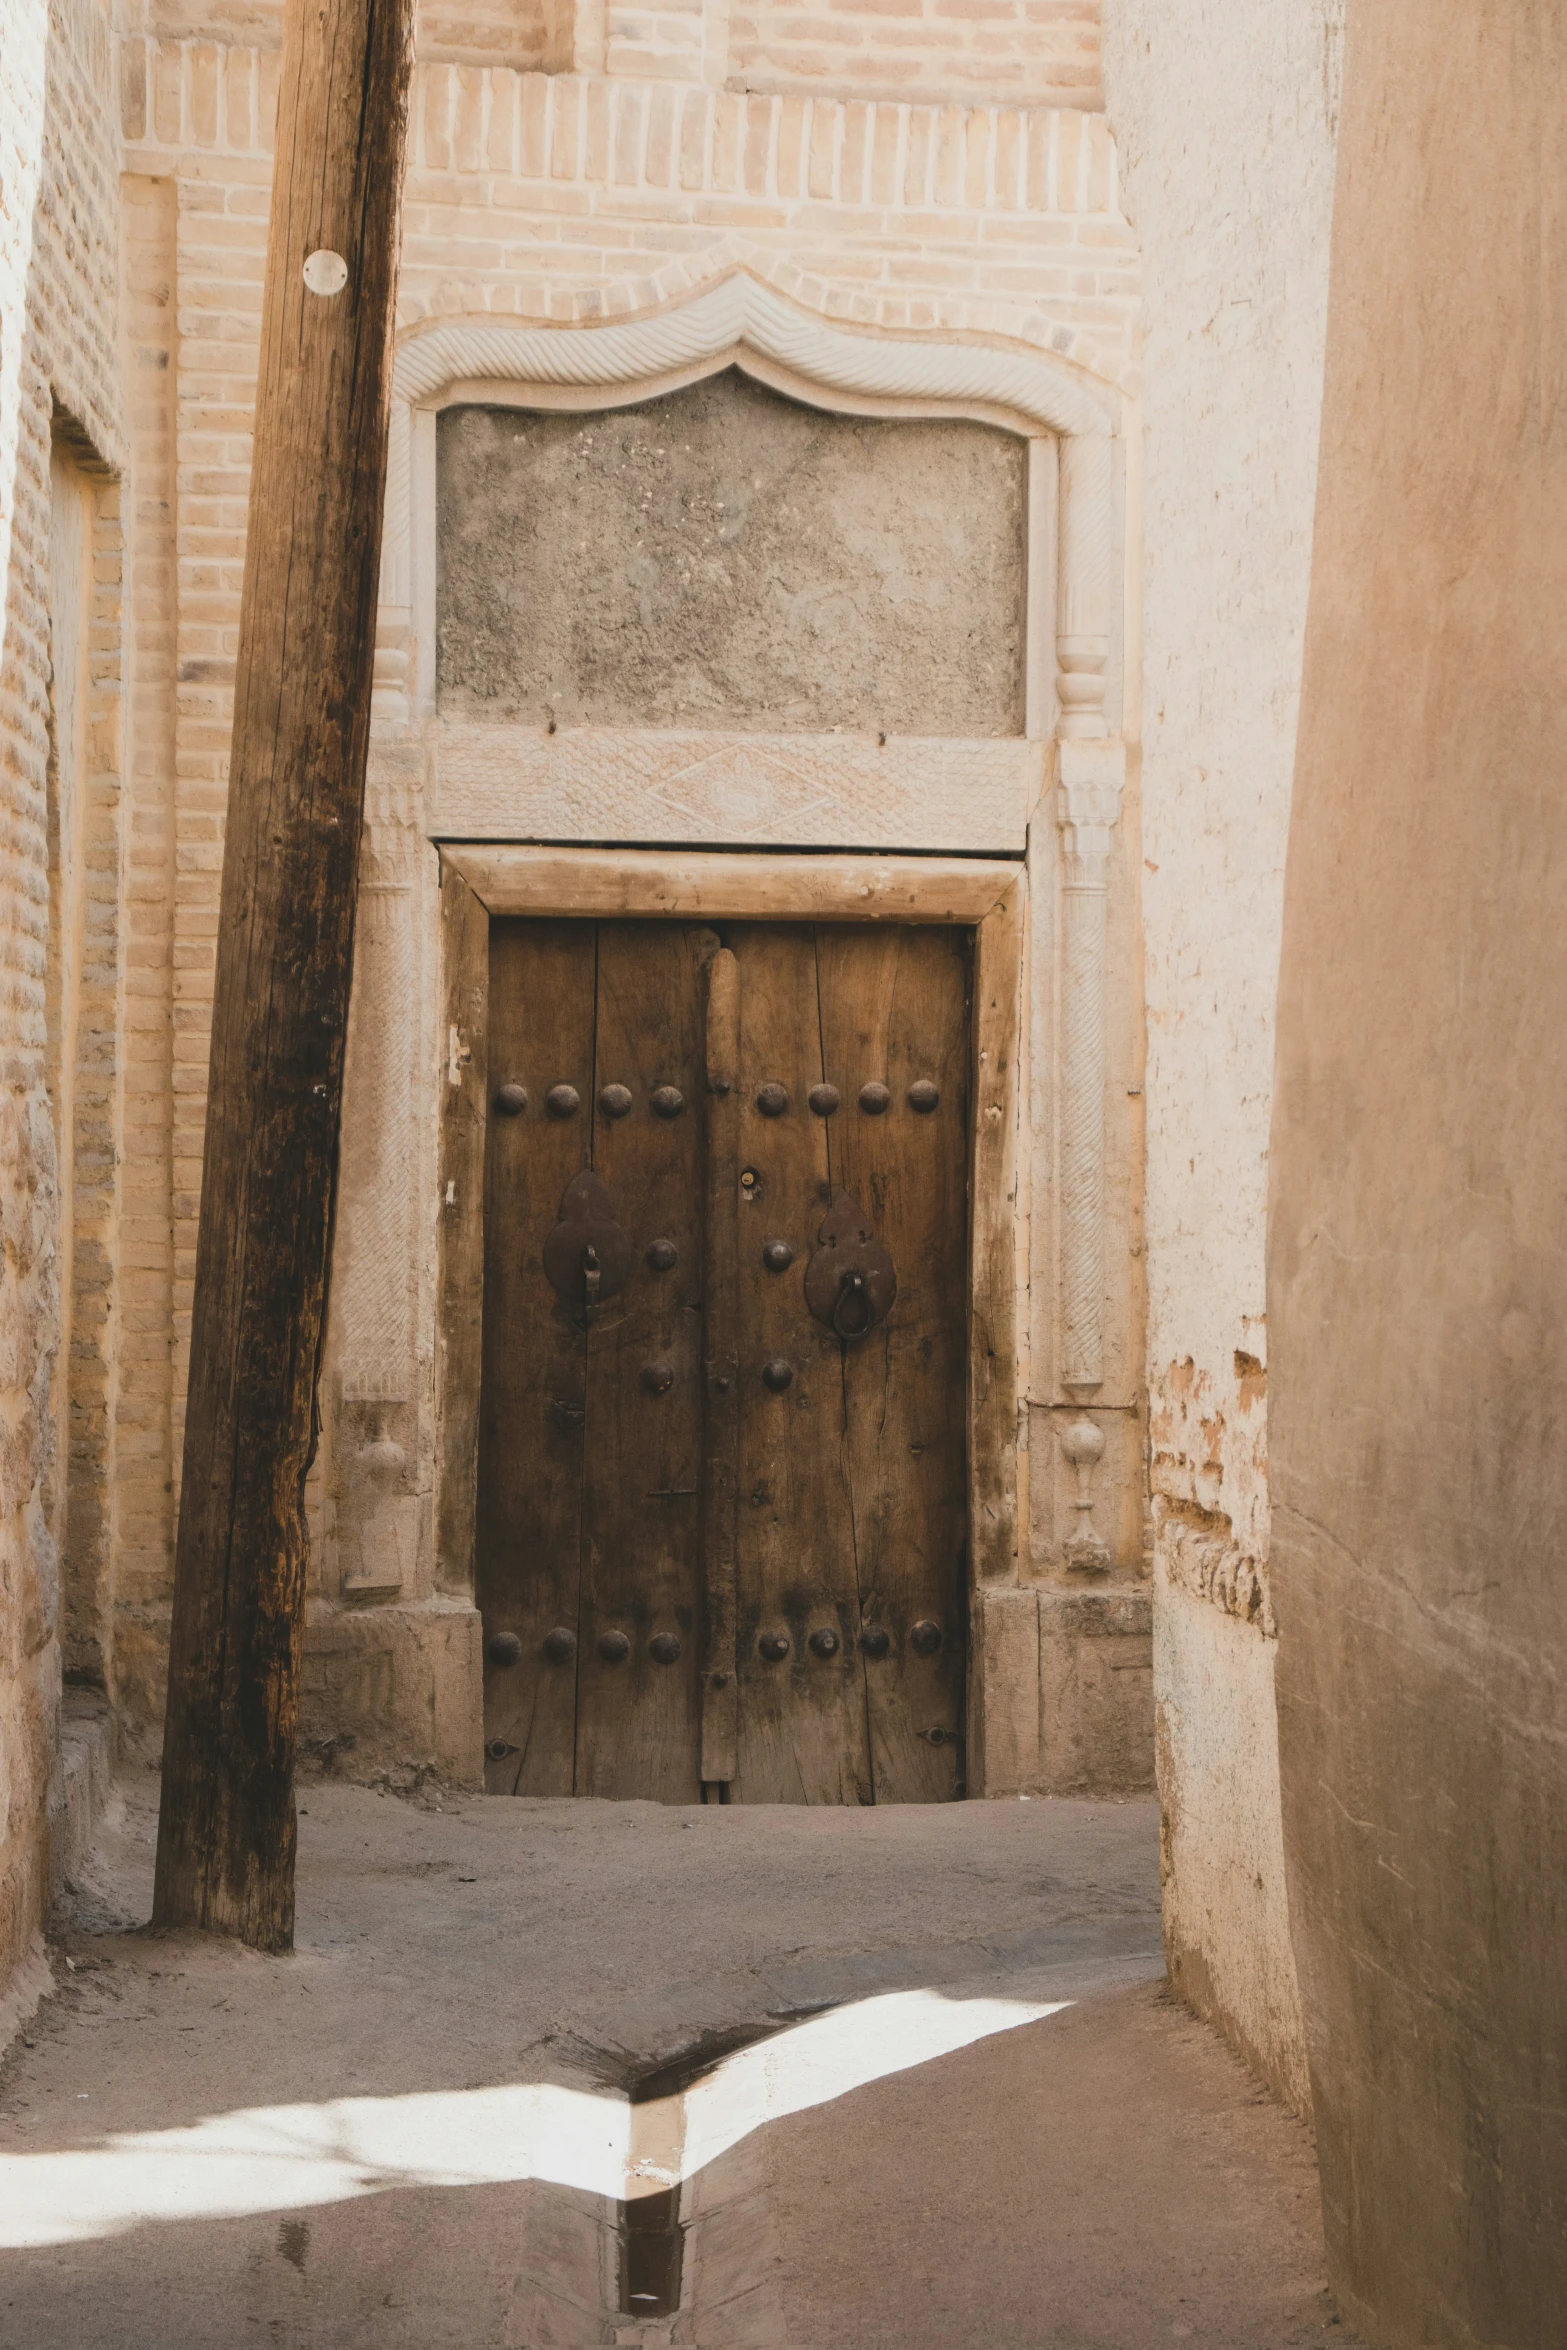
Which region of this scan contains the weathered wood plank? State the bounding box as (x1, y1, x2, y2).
(817, 924, 970, 1801)
(477, 921, 595, 1795)
(731, 926, 872, 1805)
(428, 721, 1035, 853)
(970, 879, 1026, 1585)
(574, 923, 709, 1802)
(152, 0, 415, 1948)
(701, 948, 741, 1788)
(445, 847, 1019, 926)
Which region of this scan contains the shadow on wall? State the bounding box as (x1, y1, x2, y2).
(1270, 0, 1567, 2342)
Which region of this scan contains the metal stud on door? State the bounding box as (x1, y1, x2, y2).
(574, 923, 710, 1802)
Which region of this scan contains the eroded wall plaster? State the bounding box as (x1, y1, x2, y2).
(435, 378, 1028, 734)
(1101, 0, 1344, 2110)
(1273, 1, 1567, 2330)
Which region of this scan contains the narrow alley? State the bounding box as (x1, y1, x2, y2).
(0, 1778, 1350, 2347)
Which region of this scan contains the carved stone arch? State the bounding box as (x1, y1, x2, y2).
(378, 267, 1121, 739)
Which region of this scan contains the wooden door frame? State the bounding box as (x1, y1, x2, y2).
(436, 845, 1027, 1770)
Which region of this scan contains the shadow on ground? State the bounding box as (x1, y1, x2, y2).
(0, 1776, 1357, 2347)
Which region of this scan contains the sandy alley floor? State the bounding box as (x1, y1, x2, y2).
(0, 1775, 1358, 2348)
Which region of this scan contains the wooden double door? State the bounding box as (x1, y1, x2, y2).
(478, 919, 970, 1804)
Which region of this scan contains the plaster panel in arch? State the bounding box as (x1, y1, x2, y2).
(435, 374, 1028, 737)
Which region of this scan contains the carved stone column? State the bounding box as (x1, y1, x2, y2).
(330, 787, 422, 1595)
(1055, 432, 1125, 1567)
(1056, 431, 1115, 744)
(1058, 736, 1124, 1394)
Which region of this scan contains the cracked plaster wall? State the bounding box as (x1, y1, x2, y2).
(1101, 0, 1345, 2111)
(435, 378, 1028, 736)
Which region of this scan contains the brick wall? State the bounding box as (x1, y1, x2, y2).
(0, 0, 125, 2009)
(113, 174, 178, 1723)
(1, 0, 1139, 1943)
(122, 0, 1095, 96)
(729, 0, 1100, 109)
(0, 0, 1142, 2041)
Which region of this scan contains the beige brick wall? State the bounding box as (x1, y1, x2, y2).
(729, 0, 1100, 109)
(121, 0, 556, 71)
(0, 0, 126, 2006)
(113, 174, 179, 1723)
(0, 0, 1142, 1861)
(119, 0, 1095, 96)
(119, 47, 1135, 368)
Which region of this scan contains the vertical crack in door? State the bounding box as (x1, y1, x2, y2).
(814, 923, 879, 1805)
(570, 923, 600, 1791)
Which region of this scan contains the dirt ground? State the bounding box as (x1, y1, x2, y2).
(0, 1773, 1359, 2348)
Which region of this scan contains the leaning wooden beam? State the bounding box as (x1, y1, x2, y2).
(153, 0, 414, 1951)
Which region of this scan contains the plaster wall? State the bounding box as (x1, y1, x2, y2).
(1273, 2, 1567, 2335)
(1100, 0, 1343, 2109)
(436, 380, 1027, 733)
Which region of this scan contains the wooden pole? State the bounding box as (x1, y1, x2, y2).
(152, 0, 414, 1950)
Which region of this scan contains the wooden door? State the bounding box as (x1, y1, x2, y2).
(478, 918, 970, 1803)
(478, 920, 712, 1802)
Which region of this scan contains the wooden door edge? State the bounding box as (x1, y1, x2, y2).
(434, 861, 489, 1596)
(969, 874, 1025, 1595)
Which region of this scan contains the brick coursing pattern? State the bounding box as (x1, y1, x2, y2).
(729, 0, 1101, 111)
(0, 0, 126, 2000)
(123, 0, 1097, 99)
(113, 172, 180, 1723)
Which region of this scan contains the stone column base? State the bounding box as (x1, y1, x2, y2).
(301, 1597, 484, 1790)
(969, 1584, 1153, 1797)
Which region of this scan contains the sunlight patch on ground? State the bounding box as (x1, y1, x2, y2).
(0, 1987, 1067, 2248)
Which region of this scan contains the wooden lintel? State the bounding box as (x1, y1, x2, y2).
(440, 845, 1022, 925)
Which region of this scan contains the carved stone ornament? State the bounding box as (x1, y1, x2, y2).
(1057, 738, 1127, 1393)
(1060, 1414, 1111, 1573)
